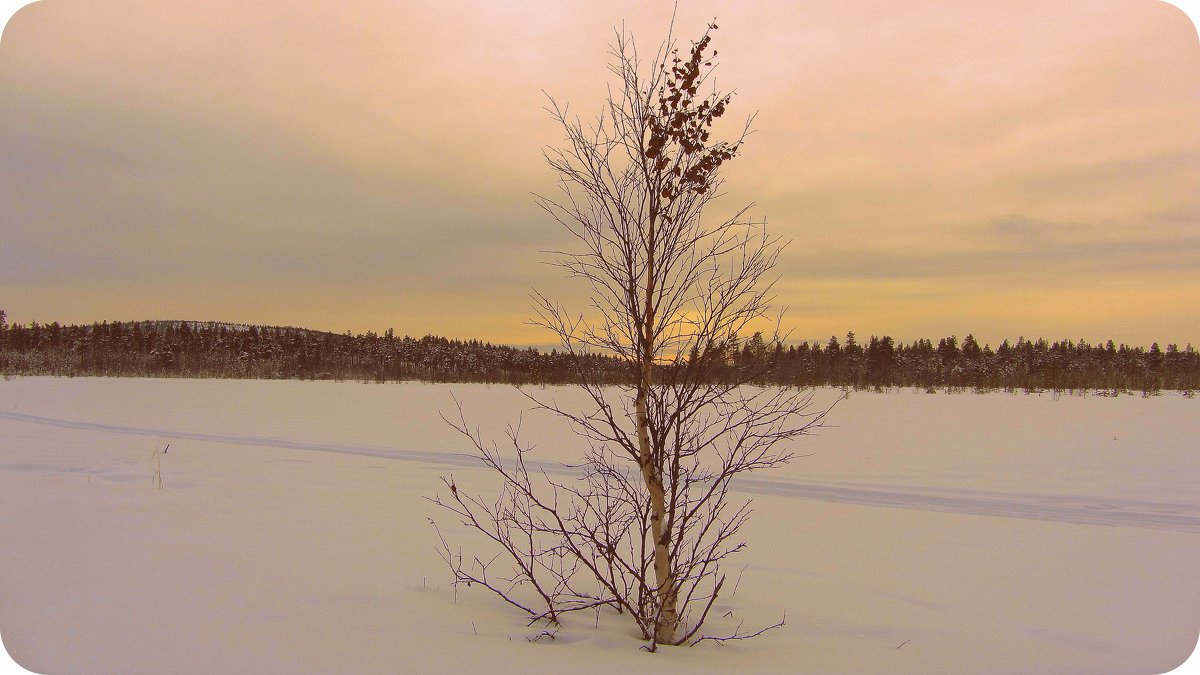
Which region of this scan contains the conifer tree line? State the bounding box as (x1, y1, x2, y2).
(0, 312, 1196, 395)
(0, 315, 622, 384)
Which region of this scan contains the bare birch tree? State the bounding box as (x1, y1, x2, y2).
(430, 20, 830, 650)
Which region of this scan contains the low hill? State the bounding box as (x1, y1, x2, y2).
(0, 317, 1196, 394)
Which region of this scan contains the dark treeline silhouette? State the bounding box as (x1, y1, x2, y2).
(0, 316, 625, 385)
(744, 331, 1198, 396)
(0, 313, 1196, 395)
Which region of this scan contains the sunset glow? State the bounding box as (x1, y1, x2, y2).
(2, 0, 1197, 347)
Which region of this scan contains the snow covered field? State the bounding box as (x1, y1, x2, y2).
(1, 377, 1197, 673)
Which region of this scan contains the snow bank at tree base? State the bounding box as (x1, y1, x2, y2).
(0, 378, 1197, 673)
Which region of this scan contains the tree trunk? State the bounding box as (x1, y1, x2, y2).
(636, 216, 678, 645)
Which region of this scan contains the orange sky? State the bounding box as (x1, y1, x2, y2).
(1, 0, 1198, 348)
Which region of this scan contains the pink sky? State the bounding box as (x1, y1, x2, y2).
(1, 0, 1198, 347)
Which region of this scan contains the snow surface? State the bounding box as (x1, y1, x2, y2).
(0, 377, 1197, 673)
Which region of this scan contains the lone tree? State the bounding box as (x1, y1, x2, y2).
(431, 20, 829, 650)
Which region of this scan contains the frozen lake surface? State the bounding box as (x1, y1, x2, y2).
(1, 377, 1197, 673)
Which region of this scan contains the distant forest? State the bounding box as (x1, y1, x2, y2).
(0, 311, 1196, 395)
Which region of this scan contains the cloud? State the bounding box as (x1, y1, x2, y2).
(1, 0, 1197, 346)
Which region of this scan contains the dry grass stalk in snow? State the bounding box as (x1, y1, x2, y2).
(151, 444, 168, 489)
(430, 20, 832, 651)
